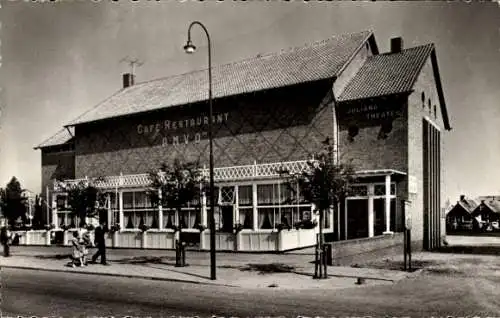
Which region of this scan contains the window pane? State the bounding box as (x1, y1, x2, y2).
(123, 192, 133, 209)
(163, 210, 176, 228)
(374, 185, 385, 196)
(238, 185, 253, 206)
(220, 186, 235, 204)
(108, 192, 118, 209)
(134, 192, 150, 209)
(279, 184, 295, 204)
(351, 185, 368, 196)
(280, 207, 293, 227)
(257, 208, 275, 229)
(239, 208, 253, 229)
(124, 211, 136, 229)
(257, 184, 276, 205)
(56, 196, 66, 210)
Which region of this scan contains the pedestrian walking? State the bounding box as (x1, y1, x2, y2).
(0, 225, 12, 257)
(70, 231, 84, 267)
(91, 221, 109, 265)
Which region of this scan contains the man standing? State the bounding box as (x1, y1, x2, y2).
(91, 221, 109, 265)
(0, 224, 11, 257)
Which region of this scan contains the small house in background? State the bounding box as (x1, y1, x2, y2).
(446, 195, 477, 232)
(471, 197, 500, 230)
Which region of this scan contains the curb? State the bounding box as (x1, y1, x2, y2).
(1, 265, 238, 288)
(292, 270, 399, 282)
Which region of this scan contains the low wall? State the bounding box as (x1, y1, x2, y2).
(330, 232, 423, 266)
(279, 229, 317, 251)
(239, 231, 278, 251)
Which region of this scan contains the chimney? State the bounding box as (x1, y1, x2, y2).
(123, 73, 135, 88)
(390, 37, 403, 53)
(460, 195, 465, 201)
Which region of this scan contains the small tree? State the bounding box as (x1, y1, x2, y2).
(32, 195, 45, 230)
(280, 138, 356, 279)
(57, 178, 106, 228)
(0, 177, 28, 227)
(148, 159, 205, 241)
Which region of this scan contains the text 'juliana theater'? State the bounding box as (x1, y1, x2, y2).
(34, 31, 451, 260)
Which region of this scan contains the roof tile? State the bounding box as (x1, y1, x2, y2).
(67, 31, 372, 126)
(35, 128, 74, 149)
(338, 44, 434, 102)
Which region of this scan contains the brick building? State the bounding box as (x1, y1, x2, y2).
(34, 30, 451, 253)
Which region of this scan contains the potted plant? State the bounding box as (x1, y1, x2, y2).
(60, 224, 69, 232)
(195, 223, 207, 232)
(169, 224, 181, 233)
(109, 224, 121, 233)
(139, 224, 150, 232)
(276, 223, 292, 232)
(233, 223, 244, 234)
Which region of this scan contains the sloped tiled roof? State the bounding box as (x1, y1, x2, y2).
(66, 31, 373, 126)
(477, 200, 500, 214)
(457, 199, 479, 213)
(338, 44, 434, 102)
(34, 127, 74, 149)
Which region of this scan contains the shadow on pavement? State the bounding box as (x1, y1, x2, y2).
(146, 265, 212, 280)
(351, 259, 438, 272)
(35, 254, 71, 260)
(437, 245, 500, 255)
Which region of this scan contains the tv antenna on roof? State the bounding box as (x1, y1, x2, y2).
(120, 56, 144, 76)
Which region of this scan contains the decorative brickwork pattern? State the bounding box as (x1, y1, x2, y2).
(75, 82, 335, 179)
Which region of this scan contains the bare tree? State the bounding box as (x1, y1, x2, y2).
(280, 138, 356, 279)
(147, 158, 205, 241)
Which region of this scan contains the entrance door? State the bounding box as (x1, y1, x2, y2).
(220, 206, 234, 233)
(347, 199, 369, 239)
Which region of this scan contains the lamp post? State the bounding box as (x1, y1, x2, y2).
(184, 21, 216, 280)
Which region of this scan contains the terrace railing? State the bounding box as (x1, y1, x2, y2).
(53, 160, 312, 192)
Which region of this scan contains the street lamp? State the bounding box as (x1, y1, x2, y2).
(184, 21, 217, 280)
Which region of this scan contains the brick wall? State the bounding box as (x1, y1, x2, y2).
(407, 55, 445, 243)
(336, 96, 408, 172)
(75, 80, 336, 178)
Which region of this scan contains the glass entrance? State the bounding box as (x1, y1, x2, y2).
(346, 199, 369, 239)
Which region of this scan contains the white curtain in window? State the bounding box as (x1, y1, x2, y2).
(257, 185, 275, 205)
(324, 210, 331, 228)
(281, 208, 292, 227)
(239, 209, 246, 226)
(163, 211, 174, 228)
(144, 211, 153, 228)
(125, 212, 135, 229)
(238, 186, 253, 206)
(188, 211, 197, 228)
(123, 192, 134, 209)
(258, 208, 274, 229)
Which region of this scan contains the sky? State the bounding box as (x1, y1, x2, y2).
(0, 0, 499, 205)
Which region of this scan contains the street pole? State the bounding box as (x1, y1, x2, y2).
(184, 21, 216, 280)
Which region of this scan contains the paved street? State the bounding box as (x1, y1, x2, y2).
(3, 238, 500, 316)
(3, 267, 498, 317)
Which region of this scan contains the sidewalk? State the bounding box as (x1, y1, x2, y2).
(0, 246, 413, 290)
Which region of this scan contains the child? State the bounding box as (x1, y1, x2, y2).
(70, 231, 83, 267)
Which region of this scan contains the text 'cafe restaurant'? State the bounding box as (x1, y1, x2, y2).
(35, 31, 451, 258)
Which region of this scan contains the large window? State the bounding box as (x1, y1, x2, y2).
(123, 191, 159, 229)
(257, 183, 311, 230)
(107, 192, 120, 226)
(238, 185, 253, 229)
(163, 196, 201, 230)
